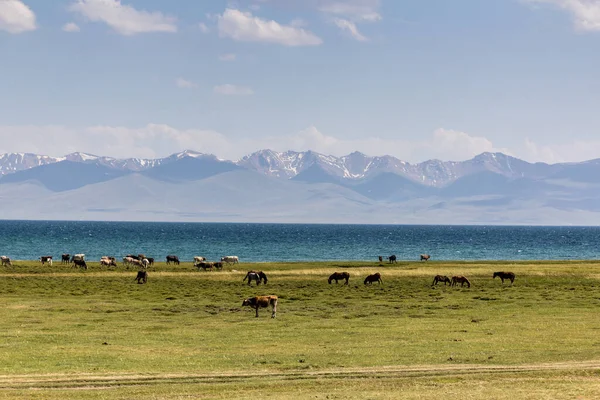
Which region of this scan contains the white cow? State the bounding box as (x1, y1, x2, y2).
(1, 256, 11, 266)
(221, 256, 239, 264)
(72, 254, 85, 262)
(194, 256, 206, 263)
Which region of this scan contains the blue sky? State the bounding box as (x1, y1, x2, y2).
(1, 0, 600, 163)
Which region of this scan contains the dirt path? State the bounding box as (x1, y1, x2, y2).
(0, 361, 599, 390)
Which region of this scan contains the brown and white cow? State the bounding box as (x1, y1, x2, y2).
(1, 256, 12, 267)
(242, 295, 278, 318)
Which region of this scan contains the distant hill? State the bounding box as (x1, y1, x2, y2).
(2, 149, 600, 224)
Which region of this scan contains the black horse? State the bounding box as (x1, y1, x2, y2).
(493, 271, 515, 284)
(328, 272, 350, 285)
(364, 273, 382, 285)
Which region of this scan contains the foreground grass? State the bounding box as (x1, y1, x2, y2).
(0, 260, 599, 398)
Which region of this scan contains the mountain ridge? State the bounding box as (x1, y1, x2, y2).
(0, 149, 570, 188)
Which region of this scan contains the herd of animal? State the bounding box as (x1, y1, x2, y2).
(0, 254, 240, 270)
(0, 253, 516, 319)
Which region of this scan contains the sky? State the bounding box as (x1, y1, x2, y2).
(1, 0, 600, 163)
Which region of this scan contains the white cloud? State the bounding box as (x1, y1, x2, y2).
(333, 18, 367, 41)
(217, 8, 323, 46)
(198, 22, 209, 33)
(5, 123, 600, 164)
(0, 124, 230, 160)
(218, 53, 237, 61)
(0, 0, 36, 34)
(527, 0, 600, 31)
(213, 84, 254, 96)
(257, 127, 508, 163)
(317, 0, 382, 22)
(176, 78, 197, 89)
(518, 137, 600, 163)
(68, 0, 177, 35)
(62, 22, 81, 32)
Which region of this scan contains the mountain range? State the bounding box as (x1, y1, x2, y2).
(1, 149, 600, 224)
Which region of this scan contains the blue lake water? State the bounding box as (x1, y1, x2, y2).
(0, 220, 598, 262)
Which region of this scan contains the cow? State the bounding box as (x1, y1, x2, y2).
(213, 261, 223, 270)
(122, 256, 134, 267)
(221, 256, 239, 265)
(195, 261, 214, 271)
(166, 255, 180, 265)
(126, 254, 140, 260)
(388, 255, 397, 263)
(61, 254, 70, 264)
(71, 254, 85, 263)
(146, 257, 155, 266)
(193, 256, 206, 263)
(432, 275, 451, 286)
(242, 295, 278, 318)
(328, 272, 350, 285)
(73, 259, 87, 270)
(420, 254, 431, 261)
(364, 273, 383, 285)
(1, 256, 12, 267)
(451, 276, 471, 288)
(40, 256, 53, 266)
(134, 270, 148, 284)
(378, 256, 383, 263)
(493, 271, 515, 284)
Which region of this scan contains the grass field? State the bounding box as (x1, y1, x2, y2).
(0, 259, 599, 399)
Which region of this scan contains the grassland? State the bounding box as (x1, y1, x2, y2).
(0, 259, 599, 399)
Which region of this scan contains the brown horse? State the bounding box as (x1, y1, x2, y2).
(420, 254, 431, 261)
(493, 271, 515, 284)
(432, 275, 451, 286)
(328, 272, 350, 285)
(451, 276, 470, 288)
(364, 273, 382, 285)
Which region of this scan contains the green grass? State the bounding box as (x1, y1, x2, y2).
(0, 260, 599, 398)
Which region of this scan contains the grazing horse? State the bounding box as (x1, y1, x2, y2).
(166, 255, 180, 265)
(432, 275, 451, 286)
(242, 295, 278, 318)
(388, 255, 397, 263)
(0, 256, 11, 266)
(328, 272, 350, 285)
(61, 254, 70, 264)
(40, 256, 53, 266)
(493, 271, 515, 284)
(451, 276, 471, 288)
(420, 254, 431, 261)
(243, 270, 267, 285)
(134, 270, 148, 284)
(364, 273, 383, 285)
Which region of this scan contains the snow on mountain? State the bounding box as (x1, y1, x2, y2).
(0, 153, 63, 176)
(0, 149, 594, 189)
